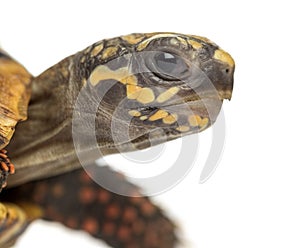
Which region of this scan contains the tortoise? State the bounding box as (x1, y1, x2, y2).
(0, 32, 234, 248)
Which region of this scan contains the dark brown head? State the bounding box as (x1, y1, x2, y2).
(73, 32, 235, 153)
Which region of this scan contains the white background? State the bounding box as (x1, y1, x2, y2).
(1, 0, 300, 247)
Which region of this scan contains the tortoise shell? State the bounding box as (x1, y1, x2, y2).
(0, 50, 31, 189)
(0, 51, 31, 149)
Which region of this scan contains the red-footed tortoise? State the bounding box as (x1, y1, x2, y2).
(0, 33, 234, 248)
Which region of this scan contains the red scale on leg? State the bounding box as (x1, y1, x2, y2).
(82, 217, 99, 235)
(98, 189, 111, 203)
(117, 225, 131, 242)
(0, 149, 15, 190)
(79, 186, 96, 204)
(105, 203, 121, 219)
(123, 206, 137, 222)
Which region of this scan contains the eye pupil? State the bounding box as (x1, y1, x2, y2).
(145, 51, 190, 81)
(155, 53, 177, 74)
(147, 52, 189, 81)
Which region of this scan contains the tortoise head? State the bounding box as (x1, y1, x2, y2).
(73, 33, 235, 155)
(4, 33, 234, 186)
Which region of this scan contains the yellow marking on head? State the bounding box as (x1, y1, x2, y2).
(162, 114, 178, 124)
(140, 116, 148, 121)
(125, 75, 138, 85)
(128, 110, 141, 117)
(136, 40, 150, 52)
(177, 37, 188, 46)
(136, 88, 155, 104)
(127, 85, 142, 99)
(170, 38, 180, 46)
(170, 37, 188, 47)
(101, 46, 118, 60)
(89, 65, 154, 104)
(188, 39, 203, 49)
(213, 49, 235, 67)
(149, 110, 169, 121)
(91, 43, 104, 57)
(188, 115, 209, 127)
(176, 126, 190, 132)
(126, 85, 155, 104)
(122, 34, 145, 44)
(190, 35, 215, 46)
(90, 66, 137, 86)
(80, 56, 86, 63)
(136, 33, 184, 51)
(156, 87, 179, 103)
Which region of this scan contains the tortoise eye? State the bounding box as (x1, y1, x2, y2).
(146, 52, 189, 81)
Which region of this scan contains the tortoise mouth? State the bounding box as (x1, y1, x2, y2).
(127, 96, 223, 128)
(128, 89, 228, 116)
(105, 97, 224, 152)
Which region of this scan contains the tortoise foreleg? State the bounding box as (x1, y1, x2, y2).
(3, 165, 178, 248)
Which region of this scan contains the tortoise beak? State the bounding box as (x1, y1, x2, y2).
(219, 89, 233, 100)
(211, 48, 235, 101)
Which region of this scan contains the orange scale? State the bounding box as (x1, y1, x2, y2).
(141, 201, 157, 216)
(123, 207, 137, 222)
(105, 204, 121, 219)
(117, 225, 131, 242)
(79, 186, 96, 204)
(97, 189, 111, 203)
(82, 218, 99, 235)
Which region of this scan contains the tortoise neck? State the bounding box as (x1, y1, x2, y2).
(7, 56, 89, 186)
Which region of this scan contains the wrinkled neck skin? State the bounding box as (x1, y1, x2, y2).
(7, 55, 86, 186)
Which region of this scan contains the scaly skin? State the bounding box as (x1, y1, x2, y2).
(0, 33, 234, 247)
